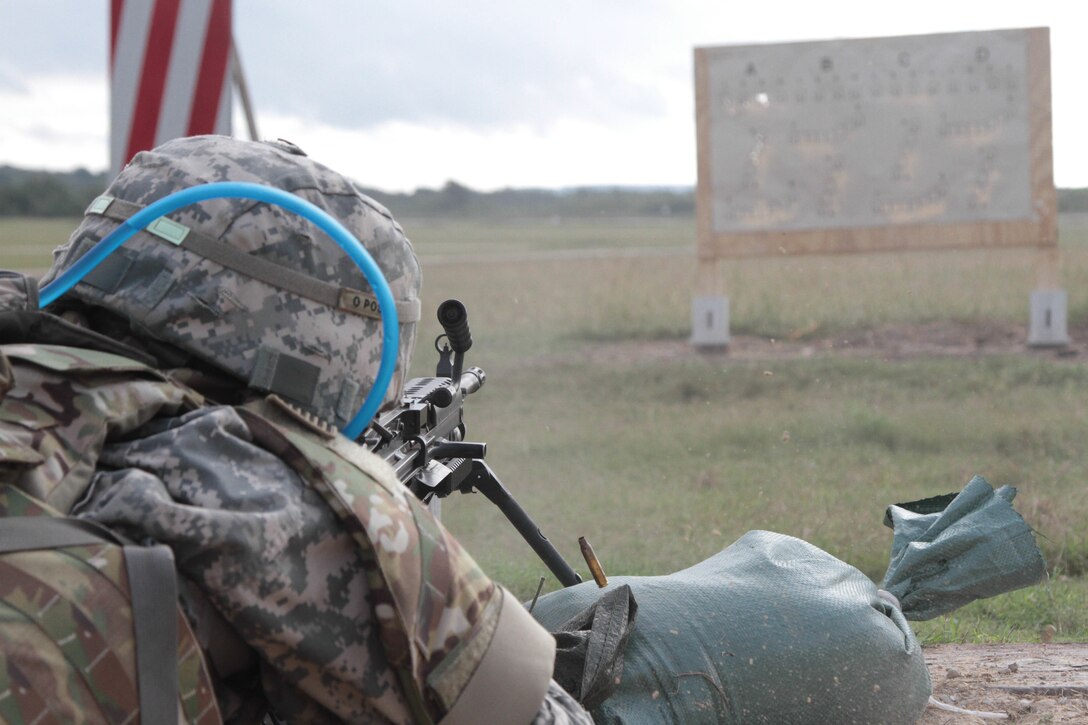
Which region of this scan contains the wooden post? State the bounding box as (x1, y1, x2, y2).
(1025, 27, 1066, 346)
(692, 49, 730, 348)
(1035, 246, 1061, 290)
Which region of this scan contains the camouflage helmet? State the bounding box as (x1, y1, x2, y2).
(41, 135, 421, 428)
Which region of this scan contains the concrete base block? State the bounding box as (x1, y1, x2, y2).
(1028, 289, 1070, 347)
(691, 296, 730, 349)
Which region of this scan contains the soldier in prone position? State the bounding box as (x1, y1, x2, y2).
(0, 136, 591, 724)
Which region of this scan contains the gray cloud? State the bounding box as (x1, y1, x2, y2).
(0, 63, 28, 93)
(235, 0, 674, 130)
(1, 1, 676, 132)
(0, 1, 106, 75)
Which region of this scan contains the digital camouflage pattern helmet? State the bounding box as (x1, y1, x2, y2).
(41, 135, 421, 427)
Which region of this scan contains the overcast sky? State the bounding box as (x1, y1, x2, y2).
(1, 0, 1084, 191)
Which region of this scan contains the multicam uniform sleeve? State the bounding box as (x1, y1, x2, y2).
(0, 343, 201, 512)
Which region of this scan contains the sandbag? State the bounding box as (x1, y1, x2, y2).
(550, 584, 638, 710)
(881, 475, 1047, 620)
(532, 530, 931, 724)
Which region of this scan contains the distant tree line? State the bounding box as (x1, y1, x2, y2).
(0, 166, 111, 217)
(6, 164, 1088, 219)
(0, 166, 694, 219)
(1057, 187, 1088, 213)
(359, 180, 694, 219)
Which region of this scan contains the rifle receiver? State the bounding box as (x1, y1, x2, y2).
(369, 299, 582, 587)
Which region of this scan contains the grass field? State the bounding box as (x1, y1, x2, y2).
(3, 213, 1087, 644)
(0, 217, 76, 271)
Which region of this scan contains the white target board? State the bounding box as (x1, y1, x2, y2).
(694, 28, 1055, 258)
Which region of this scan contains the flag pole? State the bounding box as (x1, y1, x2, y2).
(231, 37, 259, 141)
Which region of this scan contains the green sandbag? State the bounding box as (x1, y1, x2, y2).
(881, 475, 1047, 620)
(531, 530, 931, 724)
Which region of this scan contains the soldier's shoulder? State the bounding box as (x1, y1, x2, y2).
(238, 395, 405, 496)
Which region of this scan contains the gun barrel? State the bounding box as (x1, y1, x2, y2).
(460, 366, 486, 395)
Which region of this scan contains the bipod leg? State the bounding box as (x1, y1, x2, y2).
(465, 461, 582, 587)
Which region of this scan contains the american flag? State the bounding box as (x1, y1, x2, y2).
(110, 0, 233, 173)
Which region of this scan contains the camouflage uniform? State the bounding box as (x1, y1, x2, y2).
(0, 483, 223, 724)
(1, 137, 592, 724)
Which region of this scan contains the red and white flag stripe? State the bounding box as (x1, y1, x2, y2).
(110, 0, 233, 173)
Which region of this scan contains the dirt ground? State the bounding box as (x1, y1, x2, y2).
(922, 643, 1088, 723)
(725, 320, 1088, 362)
(593, 320, 1088, 364)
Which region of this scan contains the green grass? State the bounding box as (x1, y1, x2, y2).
(0, 217, 77, 272)
(4, 212, 1088, 644)
(912, 575, 1088, 644)
(436, 353, 1088, 579)
(406, 213, 1088, 643)
(407, 214, 1088, 351)
(404, 216, 694, 257)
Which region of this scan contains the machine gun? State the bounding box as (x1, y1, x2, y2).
(362, 299, 582, 587)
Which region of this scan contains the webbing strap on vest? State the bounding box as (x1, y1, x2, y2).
(0, 517, 115, 552)
(0, 516, 179, 724)
(124, 543, 179, 724)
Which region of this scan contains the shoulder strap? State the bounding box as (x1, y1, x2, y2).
(124, 543, 179, 724)
(234, 405, 434, 724)
(0, 517, 115, 552)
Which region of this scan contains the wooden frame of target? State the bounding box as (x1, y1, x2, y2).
(692, 27, 1058, 346)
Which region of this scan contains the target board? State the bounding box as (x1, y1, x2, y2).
(694, 27, 1055, 259)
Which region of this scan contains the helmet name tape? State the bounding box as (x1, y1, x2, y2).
(339, 288, 382, 320)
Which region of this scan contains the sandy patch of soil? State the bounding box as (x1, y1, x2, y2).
(921, 643, 1088, 723)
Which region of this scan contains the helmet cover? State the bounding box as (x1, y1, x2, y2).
(41, 135, 421, 427)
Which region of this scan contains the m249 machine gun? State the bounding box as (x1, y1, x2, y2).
(363, 299, 583, 587)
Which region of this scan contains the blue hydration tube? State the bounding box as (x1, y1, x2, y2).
(39, 181, 398, 439)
